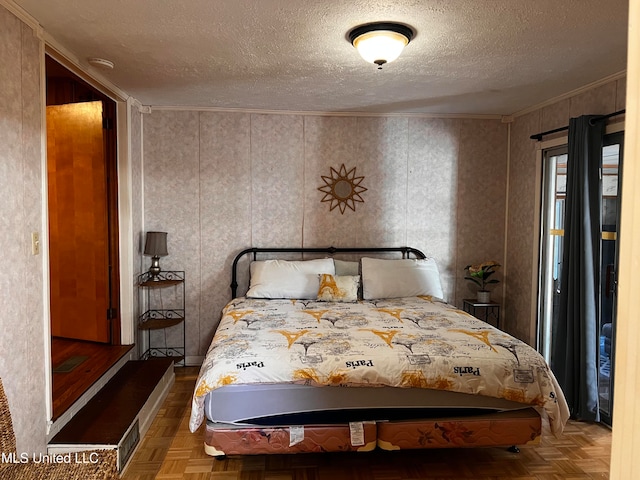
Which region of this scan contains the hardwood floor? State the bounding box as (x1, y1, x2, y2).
(51, 359, 173, 447)
(122, 368, 612, 480)
(51, 337, 132, 419)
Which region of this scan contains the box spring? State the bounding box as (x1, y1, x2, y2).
(203, 409, 541, 456)
(204, 421, 377, 456)
(377, 408, 542, 450)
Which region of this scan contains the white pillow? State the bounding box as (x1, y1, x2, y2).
(361, 257, 444, 300)
(246, 258, 335, 299)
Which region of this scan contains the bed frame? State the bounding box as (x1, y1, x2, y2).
(203, 246, 542, 457)
(231, 246, 426, 298)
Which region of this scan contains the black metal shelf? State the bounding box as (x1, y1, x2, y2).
(138, 270, 185, 366)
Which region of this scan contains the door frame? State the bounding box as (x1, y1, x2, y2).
(533, 121, 626, 355)
(41, 47, 136, 426)
(536, 142, 568, 363)
(599, 130, 624, 426)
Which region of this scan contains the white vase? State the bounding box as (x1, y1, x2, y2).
(476, 290, 491, 303)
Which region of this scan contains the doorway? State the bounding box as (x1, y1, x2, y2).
(46, 55, 129, 418)
(537, 132, 624, 426)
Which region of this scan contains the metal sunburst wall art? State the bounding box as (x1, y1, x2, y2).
(318, 164, 367, 214)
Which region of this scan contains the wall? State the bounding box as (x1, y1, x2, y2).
(142, 111, 508, 361)
(0, 4, 47, 454)
(506, 76, 627, 344)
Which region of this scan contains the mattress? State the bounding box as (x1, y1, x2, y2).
(204, 383, 534, 425)
(191, 296, 569, 435)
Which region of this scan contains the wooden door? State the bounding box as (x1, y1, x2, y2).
(47, 101, 110, 343)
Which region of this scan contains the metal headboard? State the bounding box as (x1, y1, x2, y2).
(230, 246, 426, 298)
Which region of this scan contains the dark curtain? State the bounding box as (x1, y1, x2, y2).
(551, 115, 604, 422)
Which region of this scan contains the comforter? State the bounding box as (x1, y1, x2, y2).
(190, 296, 569, 434)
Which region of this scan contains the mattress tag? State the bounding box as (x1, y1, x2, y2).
(349, 422, 365, 446)
(289, 426, 304, 446)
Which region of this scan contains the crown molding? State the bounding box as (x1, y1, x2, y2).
(512, 70, 627, 118)
(130, 98, 151, 114)
(149, 105, 503, 120)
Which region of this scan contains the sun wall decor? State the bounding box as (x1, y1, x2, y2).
(318, 164, 367, 214)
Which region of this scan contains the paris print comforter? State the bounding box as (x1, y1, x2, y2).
(189, 296, 569, 434)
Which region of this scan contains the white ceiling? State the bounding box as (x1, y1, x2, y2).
(12, 0, 629, 115)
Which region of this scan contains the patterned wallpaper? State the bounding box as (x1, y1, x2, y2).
(142, 112, 509, 359)
(0, 6, 47, 454)
(144, 76, 625, 358)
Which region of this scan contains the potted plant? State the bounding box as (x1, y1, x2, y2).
(464, 261, 500, 303)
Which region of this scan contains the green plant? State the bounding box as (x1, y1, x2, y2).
(464, 261, 501, 291)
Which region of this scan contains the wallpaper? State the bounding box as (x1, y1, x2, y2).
(144, 73, 623, 358)
(0, 6, 46, 454)
(142, 111, 202, 358)
(143, 111, 509, 360)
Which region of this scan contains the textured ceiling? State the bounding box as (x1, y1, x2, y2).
(11, 0, 629, 115)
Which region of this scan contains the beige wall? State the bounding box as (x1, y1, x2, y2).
(0, 5, 47, 454)
(142, 111, 508, 360)
(506, 77, 627, 344)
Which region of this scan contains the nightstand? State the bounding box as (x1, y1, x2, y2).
(138, 270, 185, 366)
(462, 299, 500, 329)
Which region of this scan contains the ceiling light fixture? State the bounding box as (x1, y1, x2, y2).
(88, 57, 114, 69)
(349, 22, 414, 69)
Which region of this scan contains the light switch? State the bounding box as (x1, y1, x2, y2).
(32, 232, 40, 255)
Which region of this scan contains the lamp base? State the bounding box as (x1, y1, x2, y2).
(149, 257, 161, 278)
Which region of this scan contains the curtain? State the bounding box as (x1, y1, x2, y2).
(551, 115, 604, 422)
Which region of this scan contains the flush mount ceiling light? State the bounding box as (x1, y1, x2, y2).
(88, 57, 114, 69)
(349, 22, 414, 69)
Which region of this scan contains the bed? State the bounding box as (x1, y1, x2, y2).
(190, 247, 569, 457)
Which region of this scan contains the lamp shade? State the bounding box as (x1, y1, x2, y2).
(144, 231, 168, 257)
(349, 22, 414, 68)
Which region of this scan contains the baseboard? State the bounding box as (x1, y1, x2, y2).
(185, 355, 204, 366)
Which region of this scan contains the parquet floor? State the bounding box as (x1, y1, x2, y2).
(121, 367, 612, 480)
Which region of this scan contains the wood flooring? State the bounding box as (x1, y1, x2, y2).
(51, 337, 133, 419)
(122, 367, 612, 480)
(51, 359, 173, 445)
